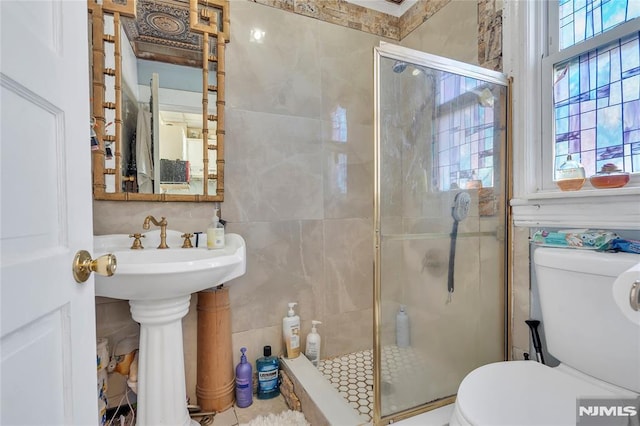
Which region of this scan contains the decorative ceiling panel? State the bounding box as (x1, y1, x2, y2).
(121, 0, 203, 66)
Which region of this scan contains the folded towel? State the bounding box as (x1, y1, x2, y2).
(531, 229, 618, 250)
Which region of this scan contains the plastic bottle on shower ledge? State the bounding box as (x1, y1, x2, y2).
(396, 305, 410, 348)
(305, 320, 322, 367)
(282, 302, 301, 359)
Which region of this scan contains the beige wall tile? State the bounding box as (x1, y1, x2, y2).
(92, 201, 214, 236)
(323, 308, 373, 358)
(225, 220, 325, 333)
(224, 110, 323, 222)
(401, 0, 479, 65)
(226, 1, 322, 118)
(321, 121, 374, 220)
(231, 325, 284, 367)
(323, 218, 373, 316)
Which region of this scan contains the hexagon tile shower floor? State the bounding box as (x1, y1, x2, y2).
(317, 346, 430, 422)
(318, 350, 374, 421)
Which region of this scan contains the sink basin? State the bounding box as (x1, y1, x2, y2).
(93, 229, 246, 300)
(92, 229, 246, 426)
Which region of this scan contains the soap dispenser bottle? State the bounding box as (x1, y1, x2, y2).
(235, 347, 253, 408)
(206, 208, 225, 249)
(305, 320, 322, 367)
(282, 302, 301, 358)
(396, 305, 410, 348)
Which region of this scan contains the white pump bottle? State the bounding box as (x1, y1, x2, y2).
(305, 320, 322, 367)
(206, 208, 225, 249)
(282, 302, 300, 358)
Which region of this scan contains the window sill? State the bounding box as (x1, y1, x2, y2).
(511, 187, 640, 230)
(515, 185, 640, 200)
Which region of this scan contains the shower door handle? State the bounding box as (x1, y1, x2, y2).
(630, 280, 640, 312)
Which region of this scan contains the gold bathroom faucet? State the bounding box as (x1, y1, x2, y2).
(143, 215, 169, 249)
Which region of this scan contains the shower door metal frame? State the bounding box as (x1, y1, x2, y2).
(373, 41, 511, 425)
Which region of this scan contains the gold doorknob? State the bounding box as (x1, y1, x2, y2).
(73, 250, 117, 283)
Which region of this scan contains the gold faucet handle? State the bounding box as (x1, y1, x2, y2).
(181, 233, 194, 248)
(129, 233, 145, 250)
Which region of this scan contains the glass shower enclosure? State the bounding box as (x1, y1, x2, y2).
(373, 42, 510, 423)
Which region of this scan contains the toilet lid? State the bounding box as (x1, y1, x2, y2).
(455, 361, 635, 426)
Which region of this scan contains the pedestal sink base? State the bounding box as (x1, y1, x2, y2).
(130, 296, 198, 426)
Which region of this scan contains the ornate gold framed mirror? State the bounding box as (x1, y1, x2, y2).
(88, 0, 228, 201)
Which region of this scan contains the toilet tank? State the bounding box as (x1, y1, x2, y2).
(533, 247, 640, 393)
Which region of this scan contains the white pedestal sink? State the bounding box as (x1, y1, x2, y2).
(94, 230, 246, 426)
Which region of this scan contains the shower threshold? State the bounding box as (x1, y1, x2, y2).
(280, 356, 367, 425)
(283, 346, 446, 424)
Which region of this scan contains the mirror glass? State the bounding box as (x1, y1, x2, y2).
(118, 60, 218, 196)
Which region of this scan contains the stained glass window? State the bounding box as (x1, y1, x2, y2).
(544, 0, 640, 190)
(435, 74, 500, 191)
(553, 32, 640, 176)
(558, 0, 640, 50)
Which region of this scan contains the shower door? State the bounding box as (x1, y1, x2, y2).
(373, 42, 509, 423)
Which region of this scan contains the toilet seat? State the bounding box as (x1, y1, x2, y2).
(450, 361, 638, 426)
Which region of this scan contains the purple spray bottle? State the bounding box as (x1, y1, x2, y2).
(235, 347, 253, 408)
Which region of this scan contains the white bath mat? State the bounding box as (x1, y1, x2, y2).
(239, 410, 310, 426)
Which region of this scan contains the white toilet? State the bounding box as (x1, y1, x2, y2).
(450, 247, 640, 426)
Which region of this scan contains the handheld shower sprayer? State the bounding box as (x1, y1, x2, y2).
(447, 191, 471, 303)
(452, 191, 471, 222)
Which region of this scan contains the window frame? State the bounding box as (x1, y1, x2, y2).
(505, 0, 640, 229)
(541, 3, 640, 192)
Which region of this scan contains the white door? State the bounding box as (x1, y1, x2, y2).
(1, 1, 97, 425)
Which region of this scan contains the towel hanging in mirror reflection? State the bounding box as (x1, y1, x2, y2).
(104, 122, 114, 159)
(90, 117, 100, 151)
(105, 142, 113, 160)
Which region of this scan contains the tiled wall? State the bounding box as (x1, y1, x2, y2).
(93, 0, 509, 405)
(477, 0, 503, 71)
(401, 0, 478, 65)
(222, 0, 385, 371)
